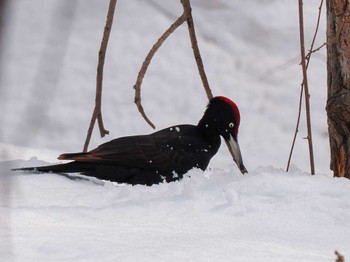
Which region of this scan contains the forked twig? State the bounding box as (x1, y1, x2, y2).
(290, 0, 316, 174)
(305, 42, 326, 60)
(133, 0, 213, 128)
(286, 0, 324, 173)
(83, 0, 117, 152)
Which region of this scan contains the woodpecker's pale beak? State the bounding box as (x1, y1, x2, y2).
(225, 135, 247, 174)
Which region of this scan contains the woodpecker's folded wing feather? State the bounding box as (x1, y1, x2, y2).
(58, 127, 200, 173)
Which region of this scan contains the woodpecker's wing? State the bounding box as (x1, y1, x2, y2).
(58, 125, 215, 173)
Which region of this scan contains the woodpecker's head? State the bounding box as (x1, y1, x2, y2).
(200, 96, 247, 174)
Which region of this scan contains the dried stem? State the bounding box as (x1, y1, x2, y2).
(286, 85, 305, 172)
(286, 0, 324, 172)
(133, 13, 188, 129)
(134, 0, 214, 128)
(182, 0, 213, 99)
(297, 0, 315, 174)
(305, 42, 326, 60)
(335, 251, 345, 262)
(83, 0, 117, 152)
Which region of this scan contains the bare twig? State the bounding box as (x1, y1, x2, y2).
(133, 0, 213, 128)
(133, 13, 188, 129)
(182, 0, 213, 99)
(335, 250, 345, 262)
(305, 42, 326, 60)
(286, 0, 324, 172)
(260, 42, 325, 82)
(286, 85, 304, 172)
(259, 56, 300, 81)
(305, 0, 324, 66)
(296, 0, 315, 174)
(83, 0, 117, 152)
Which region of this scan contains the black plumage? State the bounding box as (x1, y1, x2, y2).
(14, 96, 247, 185)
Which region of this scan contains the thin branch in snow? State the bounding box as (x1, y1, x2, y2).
(133, 0, 213, 129)
(83, 0, 117, 152)
(133, 12, 187, 129)
(183, 0, 213, 99)
(335, 250, 345, 262)
(286, 0, 324, 173)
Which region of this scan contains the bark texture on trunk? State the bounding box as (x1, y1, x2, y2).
(326, 0, 350, 178)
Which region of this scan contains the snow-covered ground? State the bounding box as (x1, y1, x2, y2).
(2, 161, 350, 262)
(1, 0, 349, 261)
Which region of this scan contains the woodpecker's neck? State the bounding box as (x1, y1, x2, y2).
(197, 111, 221, 147)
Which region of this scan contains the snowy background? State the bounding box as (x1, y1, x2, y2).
(1, 0, 350, 261)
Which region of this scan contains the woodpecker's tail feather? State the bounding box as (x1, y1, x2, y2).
(12, 162, 96, 174)
(58, 152, 90, 161)
(12, 162, 169, 185)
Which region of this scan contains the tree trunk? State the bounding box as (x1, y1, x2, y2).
(326, 0, 350, 178)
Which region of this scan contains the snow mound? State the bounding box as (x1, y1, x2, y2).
(2, 161, 350, 261)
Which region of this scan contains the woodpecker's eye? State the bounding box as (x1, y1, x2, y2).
(229, 123, 234, 128)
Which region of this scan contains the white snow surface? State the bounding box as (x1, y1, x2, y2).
(1, 0, 350, 261)
(2, 160, 350, 261)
